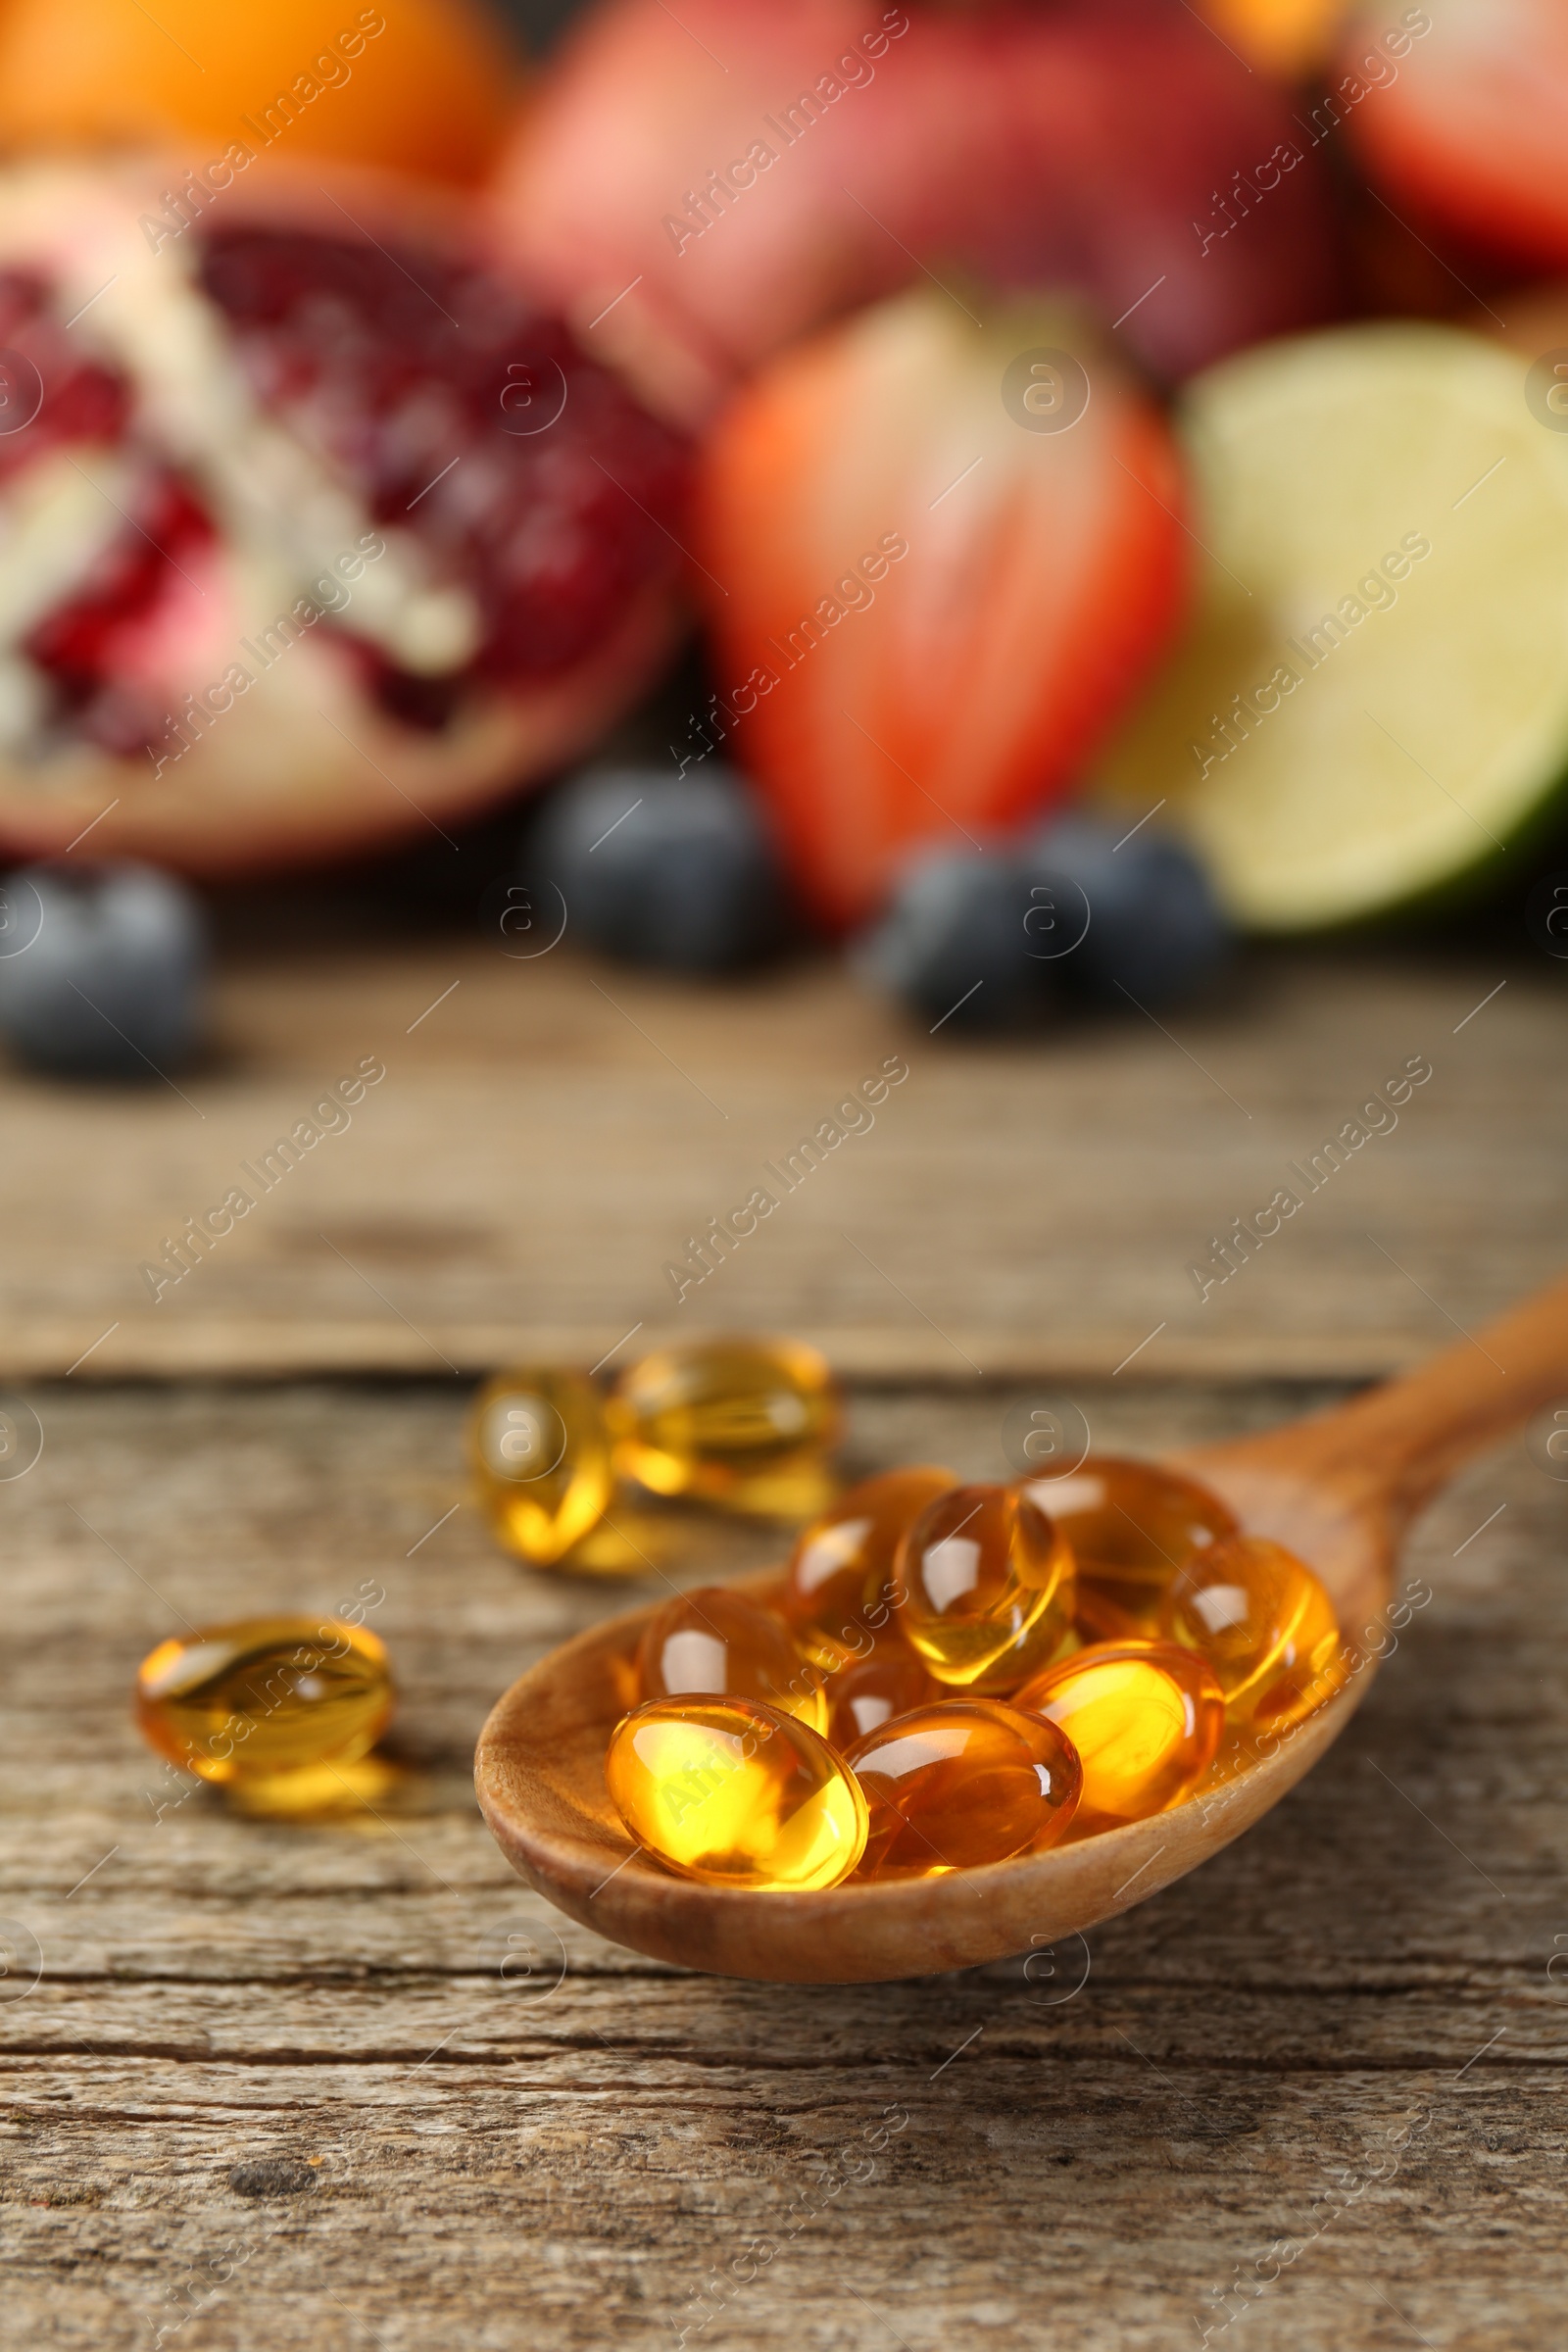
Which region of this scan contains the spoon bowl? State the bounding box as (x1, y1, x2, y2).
(474, 1275, 1568, 1983)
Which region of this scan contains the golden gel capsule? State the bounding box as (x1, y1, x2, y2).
(468, 1366, 613, 1568)
(606, 1697, 867, 1890)
(637, 1586, 827, 1735)
(1161, 1534, 1349, 1734)
(1016, 1638, 1224, 1836)
(894, 1483, 1074, 1693)
(1024, 1455, 1238, 1639)
(136, 1617, 392, 1786)
(783, 1465, 958, 1662)
(846, 1699, 1082, 1879)
(823, 1643, 935, 1751)
(609, 1337, 841, 1518)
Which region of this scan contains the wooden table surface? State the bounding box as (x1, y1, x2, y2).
(2, 933, 1565, 2350)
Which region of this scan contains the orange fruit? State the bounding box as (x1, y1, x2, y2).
(1199, 0, 1352, 76)
(0, 0, 523, 186)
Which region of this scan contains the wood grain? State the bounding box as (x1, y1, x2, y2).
(0, 939, 1557, 1381)
(3, 1377, 1564, 2348)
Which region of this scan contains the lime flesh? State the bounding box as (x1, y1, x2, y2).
(1097, 323, 1568, 930)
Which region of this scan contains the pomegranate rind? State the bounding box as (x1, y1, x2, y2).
(0, 587, 681, 879)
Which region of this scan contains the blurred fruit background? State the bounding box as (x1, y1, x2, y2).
(0, 0, 1562, 1064)
(7, 17, 1562, 2321)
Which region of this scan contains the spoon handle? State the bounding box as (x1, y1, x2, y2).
(1277, 1268, 1568, 1519)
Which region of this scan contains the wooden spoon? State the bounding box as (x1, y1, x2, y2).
(474, 1275, 1568, 1984)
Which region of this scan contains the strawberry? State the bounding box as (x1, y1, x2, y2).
(1341, 0, 1568, 269)
(486, 0, 1338, 415)
(695, 289, 1190, 930)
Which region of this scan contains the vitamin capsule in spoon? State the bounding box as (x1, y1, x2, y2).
(1161, 1533, 1348, 1732)
(606, 1696, 867, 1890)
(895, 1482, 1074, 1692)
(823, 1643, 935, 1750)
(1015, 1638, 1223, 1834)
(637, 1585, 827, 1734)
(846, 1698, 1082, 1878)
(783, 1464, 957, 1663)
(1025, 1455, 1238, 1638)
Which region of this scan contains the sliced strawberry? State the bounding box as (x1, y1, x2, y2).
(1342, 0, 1568, 269)
(696, 290, 1190, 930)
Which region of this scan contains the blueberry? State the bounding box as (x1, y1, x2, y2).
(0, 861, 206, 1079)
(1026, 814, 1230, 1007)
(855, 849, 1062, 1033)
(526, 765, 793, 973)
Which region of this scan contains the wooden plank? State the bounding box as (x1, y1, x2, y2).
(0, 940, 1556, 1381)
(1, 1379, 1563, 2348)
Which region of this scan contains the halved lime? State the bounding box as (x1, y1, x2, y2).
(1096, 322, 1568, 930)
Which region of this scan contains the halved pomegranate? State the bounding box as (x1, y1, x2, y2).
(0, 160, 691, 874)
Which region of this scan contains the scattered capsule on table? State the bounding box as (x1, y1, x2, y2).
(1015, 1638, 1224, 1835)
(606, 1696, 868, 1890)
(135, 1616, 392, 1786)
(609, 1336, 841, 1519)
(782, 1465, 958, 1663)
(1161, 1534, 1349, 1733)
(637, 1585, 827, 1735)
(1023, 1455, 1238, 1639)
(846, 1699, 1082, 1879)
(823, 1643, 935, 1750)
(468, 1365, 612, 1567)
(894, 1482, 1075, 1693)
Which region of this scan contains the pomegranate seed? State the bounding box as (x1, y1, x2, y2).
(197, 226, 689, 698)
(24, 476, 217, 752)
